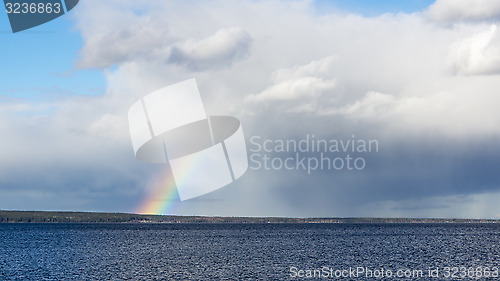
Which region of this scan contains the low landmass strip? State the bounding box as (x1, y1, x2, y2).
(0, 210, 498, 224)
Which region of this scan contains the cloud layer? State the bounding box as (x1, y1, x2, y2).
(2, 0, 500, 218)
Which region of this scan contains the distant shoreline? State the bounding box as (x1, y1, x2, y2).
(0, 210, 498, 224)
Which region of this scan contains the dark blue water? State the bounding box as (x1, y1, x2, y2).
(0, 223, 498, 280)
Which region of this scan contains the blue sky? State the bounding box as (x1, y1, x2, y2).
(1, 0, 500, 219)
(0, 8, 105, 100)
(314, 0, 435, 16)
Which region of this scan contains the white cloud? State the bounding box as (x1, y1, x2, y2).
(322, 91, 397, 118)
(168, 27, 252, 71)
(319, 82, 500, 135)
(426, 0, 500, 23)
(448, 25, 500, 75)
(246, 56, 336, 101)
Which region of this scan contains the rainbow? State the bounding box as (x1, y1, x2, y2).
(135, 167, 180, 215)
(135, 156, 202, 214)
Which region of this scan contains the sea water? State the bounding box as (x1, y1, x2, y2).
(0, 223, 499, 280)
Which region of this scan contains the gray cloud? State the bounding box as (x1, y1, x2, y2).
(168, 27, 252, 71)
(425, 0, 500, 23)
(75, 6, 173, 69)
(75, 1, 252, 71)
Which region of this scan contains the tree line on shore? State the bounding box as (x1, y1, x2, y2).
(0, 210, 498, 224)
